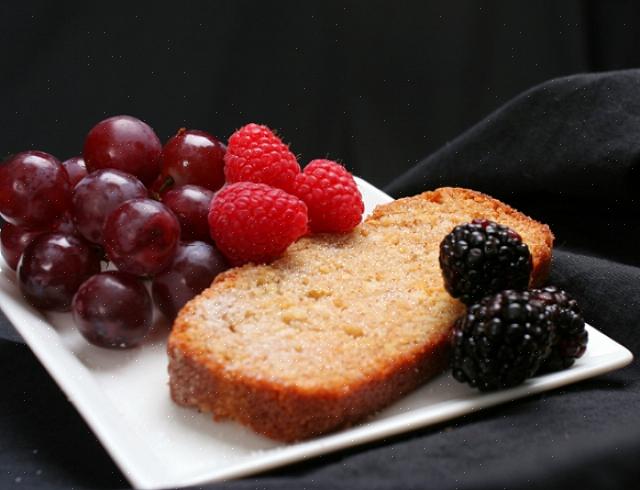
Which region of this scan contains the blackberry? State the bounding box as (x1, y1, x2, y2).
(451, 290, 555, 391)
(439, 219, 532, 304)
(530, 286, 587, 372)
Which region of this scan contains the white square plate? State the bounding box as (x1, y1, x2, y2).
(0, 178, 633, 489)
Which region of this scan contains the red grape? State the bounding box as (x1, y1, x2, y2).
(17, 232, 101, 311)
(72, 169, 148, 244)
(161, 185, 214, 242)
(160, 129, 226, 191)
(52, 212, 79, 236)
(73, 271, 152, 349)
(0, 151, 71, 228)
(61, 156, 88, 187)
(0, 223, 43, 270)
(83, 115, 162, 185)
(152, 241, 228, 319)
(0, 213, 81, 270)
(103, 198, 180, 276)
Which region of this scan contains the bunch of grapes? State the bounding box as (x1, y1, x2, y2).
(0, 116, 229, 348)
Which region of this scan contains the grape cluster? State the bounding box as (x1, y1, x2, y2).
(0, 115, 229, 349)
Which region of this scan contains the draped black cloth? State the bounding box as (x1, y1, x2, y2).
(1, 70, 639, 489)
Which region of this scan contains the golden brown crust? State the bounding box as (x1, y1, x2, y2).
(169, 329, 450, 442)
(402, 187, 554, 287)
(167, 187, 554, 442)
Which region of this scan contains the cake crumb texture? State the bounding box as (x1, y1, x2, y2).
(168, 187, 553, 441)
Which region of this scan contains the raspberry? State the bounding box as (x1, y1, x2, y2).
(451, 290, 555, 391)
(439, 219, 532, 304)
(208, 182, 308, 266)
(292, 159, 364, 233)
(224, 123, 301, 193)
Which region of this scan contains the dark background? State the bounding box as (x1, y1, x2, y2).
(2, 1, 640, 188)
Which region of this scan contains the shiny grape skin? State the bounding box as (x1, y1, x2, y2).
(17, 232, 101, 311)
(161, 185, 214, 242)
(72, 169, 148, 244)
(52, 212, 79, 236)
(61, 156, 88, 187)
(160, 129, 226, 191)
(103, 198, 180, 277)
(72, 271, 152, 349)
(0, 151, 71, 228)
(83, 115, 162, 185)
(152, 241, 228, 319)
(0, 223, 44, 270)
(0, 214, 81, 270)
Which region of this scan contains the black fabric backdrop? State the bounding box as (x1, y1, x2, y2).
(3, 1, 640, 188)
(2, 3, 640, 490)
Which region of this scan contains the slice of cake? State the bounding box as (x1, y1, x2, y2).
(168, 187, 553, 441)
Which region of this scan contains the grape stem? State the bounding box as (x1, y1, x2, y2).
(156, 176, 175, 196)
